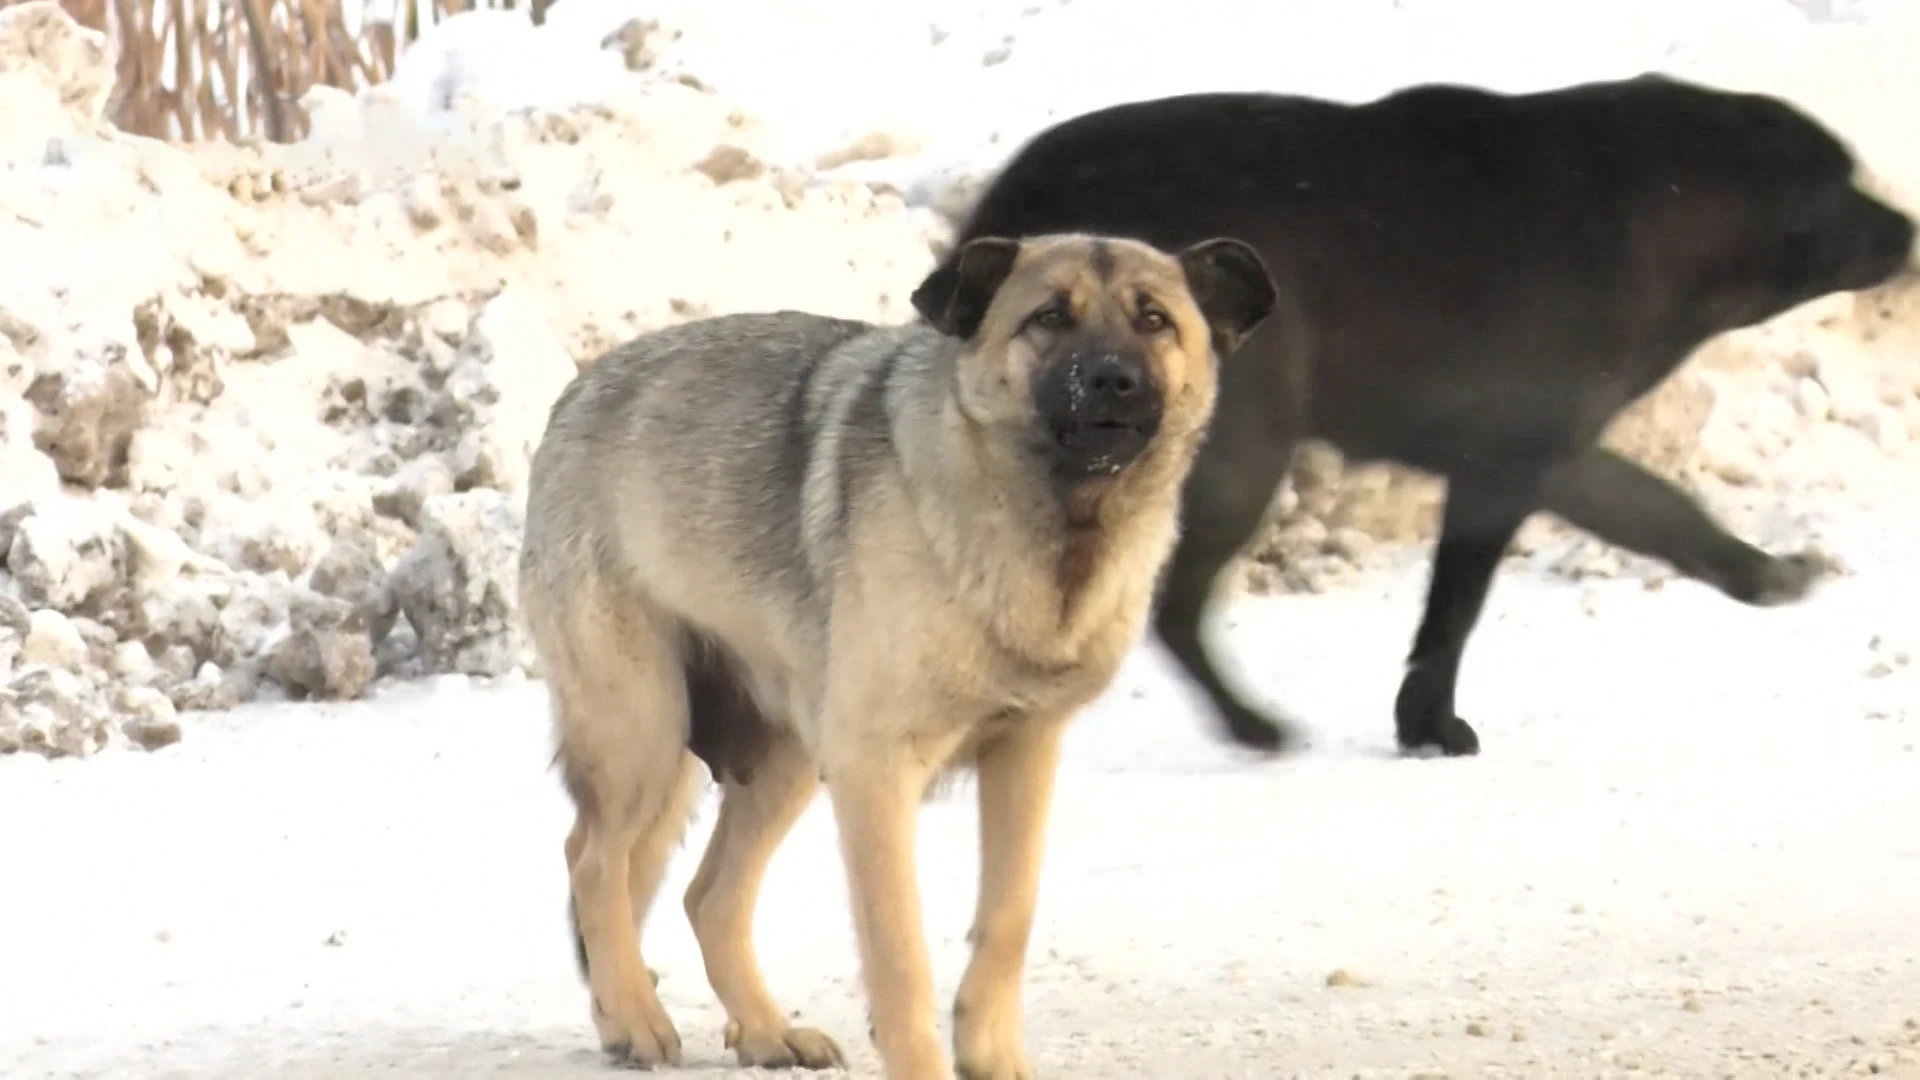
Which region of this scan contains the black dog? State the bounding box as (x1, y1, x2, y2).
(912, 74, 1916, 757)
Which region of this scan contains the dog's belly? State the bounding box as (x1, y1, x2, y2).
(1309, 358, 1641, 477)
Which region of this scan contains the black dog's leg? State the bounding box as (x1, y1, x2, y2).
(1153, 426, 1304, 752)
(1157, 524, 1301, 753)
(1394, 476, 1539, 757)
(1540, 446, 1825, 605)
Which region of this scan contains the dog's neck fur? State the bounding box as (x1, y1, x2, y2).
(888, 344, 1203, 673)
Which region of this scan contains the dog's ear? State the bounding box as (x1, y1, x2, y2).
(911, 237, 1024, 340)
(1177, 237, 1278, 356)
(907, 257, 960, 329)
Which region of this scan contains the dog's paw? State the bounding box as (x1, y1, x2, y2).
(1396, 713, 1480, 758)
(593, 992, 683, 1068)
(724, 1019, 846, 1070)
(1219, 700, 1303, 755)
(1742, 549, 1838, 607)
(600, 1030, 682, 1069)
(957, 1058, 1034, 1080)
(953, 987, 1034, 1080)
(1393, 665, 1481, 757)
(955, 1030, 1033, 1080)
(1393, 684, 1480, 757)
(1433, 716, 1481, 757)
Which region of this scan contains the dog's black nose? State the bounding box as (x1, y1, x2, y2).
(1032, 346, 1162, 479)
(1085, 356, 1144, 399)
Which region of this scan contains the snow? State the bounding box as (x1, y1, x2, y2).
(5, 0, 1920, 1075)
(6, 505, 1919, 1076)
(382, 0, 1900, 196)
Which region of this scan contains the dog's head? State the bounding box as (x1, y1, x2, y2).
(1622, 76, 1916, 327)
(911, 232, 1277, 484)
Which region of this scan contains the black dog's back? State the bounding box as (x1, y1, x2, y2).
(926, 76, 1903, 472)
(929, 83, 1673, 473)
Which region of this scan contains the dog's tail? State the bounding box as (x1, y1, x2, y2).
(568, 897, 590, 979)
(566, 898, 659, 989)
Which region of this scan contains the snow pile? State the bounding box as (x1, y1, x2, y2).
(0, 1, 943, 757)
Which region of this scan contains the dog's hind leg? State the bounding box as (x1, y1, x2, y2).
(549, 599, 702, 1068)
(1540, 446, 1828, 605)
(1393, 474, 1540, 757)
(952, 717, 1068, 1080)
(683, 731, 846, 1070)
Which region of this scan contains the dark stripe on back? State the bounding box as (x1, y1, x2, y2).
(834, 342, 903, 547)
(768, 317, 869, 600)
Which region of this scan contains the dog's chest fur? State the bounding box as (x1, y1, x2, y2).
(820, 477, 1168, 748)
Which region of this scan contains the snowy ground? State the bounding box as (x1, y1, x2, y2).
(5, 503, 1919, 1078)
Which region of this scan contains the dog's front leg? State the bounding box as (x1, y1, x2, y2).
(952, 718, 1067, 1080)
(827, 745, 950, 1080)
(1540, 446, 1831, 604)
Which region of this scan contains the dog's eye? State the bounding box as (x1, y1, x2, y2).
(1031, 308, 1072, 332)
(1134, 310, 1169, 334)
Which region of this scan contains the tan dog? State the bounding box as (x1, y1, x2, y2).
(518, 231, 1279, 1079)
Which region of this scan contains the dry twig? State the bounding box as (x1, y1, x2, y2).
(0, 0, 546, 143)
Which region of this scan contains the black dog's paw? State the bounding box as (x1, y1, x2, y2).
(1218, 700, 1302, 755)
(1394, 671, 1480, 757)
(1741, 548, 1839, 607)
(1396, 713, 1480, 758)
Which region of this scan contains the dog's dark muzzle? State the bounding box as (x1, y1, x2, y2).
(1033, 349, 1163, 479)
(1826, 194, 1918, 288)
